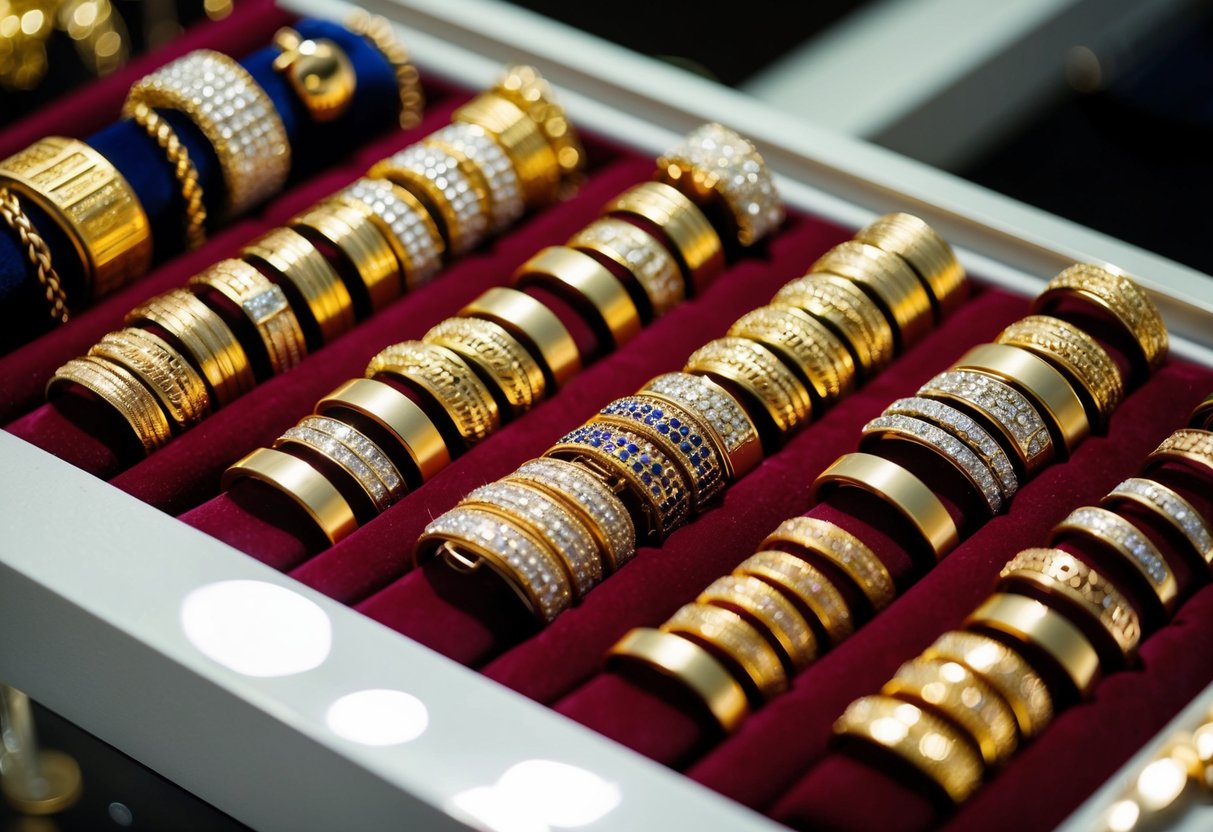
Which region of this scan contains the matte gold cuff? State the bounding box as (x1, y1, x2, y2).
(221, 447, 358, 544)
(513, 245, 641, 349)
(461, 286, 581, 389)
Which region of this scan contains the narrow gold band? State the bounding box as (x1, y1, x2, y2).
(773, 274, 895, 377)
(760, 516, 896, 612)
(854, 212, 967, 318)
(811, 240, 933, 349)
(88, 327, 210, 430)
(513, 245, 641, 349)
(423, 315, 546, 415)
(728, 305, 856, 406)
(242, 227, 355, 346)
(221, 447, 358, 544)
(461, 286, 581, 389)
(290, 199, 401, 313)
(684, 337, 812, 438)
(605, 181, 724, 294)
(47, 356, 172, 454)
(1190, 393, 1213, 431)
(662, 603, 788, 702)
(1103, 477, 1213, 570)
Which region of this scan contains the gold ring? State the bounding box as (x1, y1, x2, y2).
(337, 177, 445, 290)
(46, 356, 172, 454)
(290, 199, 401, 313)
(568, 217, 684, 319)
(605, 181, 724, 294)
(760, 516, 896, 612)
(513, 245, 642, 349)
(811, 240, 933, 350)
(424, 122, 525, 232)
(490, 64, 585, 190)
(1103, 477, 1212, 570)
(126, 101, 207, 251)
(0, 187, 70, 323)
(662, 603, 788, 703)
(684, 336, 812, 440)
(88, 327, 210, 431)
(728, 305, 857, 407)
(461, 286, 581, 389)
(1190, 393, 1213, 431)
(221, 447, 358, 544)
(772, 274, 895, 378)
(1145, 428, 1213, 482)
(344, 9, 424, 129)
(423, 315, 546, 416)
(641, 372, 762, 480)
(697, 574, 818, 672)
(734, 549, 853, 647)
(452, 90, 560, 209)
(242, 227, 355, 347)
(854, 212, 967, 318)
(276, 414, 406, 514)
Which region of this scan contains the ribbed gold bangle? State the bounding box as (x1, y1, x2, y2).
(461, 287, 581, 389)
(1146, 428, 1213, 482)
(760, 516, 896, 612)
(640, 372, 762, 480)
(452, 91, 560, 210)
(772, 274, 895, 378)
(513, 245, 642, 349)
(0, 187, 70, 323)
(88, 327, 210, 431)
(343, 9, 424, 129)
(276, 415, 406, 514)
(221, 447, 358, 544)
(607, 628, 749, 733)
(126, 101, 207, 251)
(290, 199, 401, 313)
(811, 240, 933, 350)
(734, 549, 853, 648)
(46, 356, 172, 454)
(728, 305, 857, 407)
(662, 603, 788, 703)
(242, 227, 355, 346)
(684, 337, 812, 438)
(811, 452, 960, 561)
(423, 315, 546, 416)
(491, 63, 585, 189)
(1191, 393, 1213, 431)
(337, 177, 445, 290)
(568, 217, 684, 319)
(1103, 477, 1213, 570)
(605, 181, 724, 294)
(697, 574, 818, 672)
(854, 212, 967, 318)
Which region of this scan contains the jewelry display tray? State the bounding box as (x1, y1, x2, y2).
(2, 0, 1212, 830)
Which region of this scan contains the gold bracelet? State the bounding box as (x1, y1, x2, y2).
(0, 136, 151, 298)
(290, 199, 400, 313)
(222, 447, 358, 544)
(811, 452, 959, 561)
(276, 415, 406, 514)
(337, 177, 445, 290)
(513, 245, 642, 349)
(490, 64, 585, 191)
(854, 212, 967, 318)
(772, 274, 895, 378)
(452, 90, 559, 210)
(734, 549, 853, 648)
(1103, 477, 1212, 570)
(568, 217, 684, 319)
(697, 574, 818, 672)
(662, 603, 788, 702)
(88, 327, 210, 431)
(343, 9, 424, 129)
(424, 122, 525, 232)
(760, 516, 896, 612)
(605, 181, 724, 294)
(728, 305, 856, 407)
(46, 356, 172, 454)
(811, 240, 933, 350)
(1146, 428, 1213, 482)
(683, 337, 812, 439)
(461, 287, 581, 389)
(641, 372, 762, 480)
(0, 187, 69, 323)
(422, 315, 546, 416)
(242, 227, 355, 346)
(126, 101, 206, 251)
(1191, 392, 1213, 431)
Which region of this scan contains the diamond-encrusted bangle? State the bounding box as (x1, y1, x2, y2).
(242, 227, 355, 347)
(760, 517, 896, 612)
(424, 122, 524, 231)
(89, 328, 210, 431)
(641, 372, 761, 479)
(338, 177, 445, 289)
(854, 212, 967, 318)
(568, 217, 684, 319)
(1051, 506, 1177, 615)
(423, 316, 546, 415)
(811, 240, 934, 350)
(684, 337, 812, 439)
(662, 603, 788, 702)
(735, 549, 853, 647)
(369, 143, 489, 256)
(773, 274, 896, 378)
(605, 181, 724, 294)
(1104, 478, 1213, 570)
(281, 415, 405, 513)
(221, 447, 358, 544)
(697, 574, 818, 672)
(728, 305, 857, 406)
(416, 506, 573, 622)
(655, 122, 783, 247)
(1146, 428, 1213, 482)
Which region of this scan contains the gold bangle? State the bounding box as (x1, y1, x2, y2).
(605, 181, 724, 294)
(423, 315, 546, 415)
(854, 212, 967, 318)
(995, 315, 1123, 431)
(965, 592, 1101, 698)
(922, 630, 1052, 740)
(343, 9, 424, 129)
(811, 452, 960, 561)
(124, 49, 290, 218)
(290, 199, 401, 313)
(662, 603, 788, 702)
(683, 337, 812, 438)
(1031, 263, 1168, 377)
(811, 240, 934, 350)
(760, 516, 896, 612)
(315, 378, 450, 483)
(918, 368, 1053, 477)
(513, 245, 642, 349)
(1103, 477, 1213, 570)
(424, 122, 525, 232)
(88, 327, 210, 431)
(0, 136, 151, 298)
(999, 547, 1140, 664)
(188, 259, 307, 377)
(221, 447, 358, 544)
(46, 356, 172, 454)
(337, 177, 445, 290)
(461, 286, 581, 389)
(772, 274, 895, 378)
(568, 217, 684, 319)
(655, 122, 783, 247)
(641, 372, 762, 480)
(1146, 428, 1213, 482)
(491, 64, 585, 185)
(734, 549, 853, 647)
(276, 415, 406, 513)
(833, 695, 984, 804)
(728, 305, 856, 407)
(126, 101, 206, 251)
(1191, 392, 1213, 431)
(452, 90, 560, 210)
(365, 341, 500, 446)
(698, 574, 818, 672)
(1051, 506, 1178, 615)
(242, 227, 355, 346)
(126, 288, 254, 408)
(416, 505, 573, 623)
(0, 187, 69, 323)
(883, 656, 1018, 766)
(606, 628, 749, 733)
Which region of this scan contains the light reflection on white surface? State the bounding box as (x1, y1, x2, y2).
(325, 689, 428, 746)
(180, 580, 332, 677)
(449, 759, 621, 831)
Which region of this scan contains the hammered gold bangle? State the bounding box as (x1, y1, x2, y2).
(697, 574, 819, 672)
(734, 549, 853, 648)
(242, 227, 355, 347)
(290, 199, 400, 313)
(46, 356, 172, 454)
(88, 327, 210, 431)
(222, 447, 358, 544)
(662, 603, 788, 703)
(0, 187, 69, 323)
(772, 274, 896, 378)
(684, 337, 813, 439)
(513, 245, 642, 349)
(854, 212, 967, 318)
(423, 315, 546, 416)
(1145, 428, 1213, 482)
(605, 181, 724, 294)
(728, 305, 857, 407)
(760, 516, 896, 612)
(568, 217, 684, 319)
(126, 101, 207, 251)
(461, 287, 581, 389)
(1103, 477, 1213, 570)
(811, 240, 933, 350)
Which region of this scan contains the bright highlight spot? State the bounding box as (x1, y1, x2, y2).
(326, 689, 428, 746)
(448, 759, 621, 831)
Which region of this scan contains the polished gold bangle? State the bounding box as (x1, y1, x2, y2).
(568, 217, 684, 319)
(423, 316, 546, 415)
(424, 122, 525, 232)
(606, 628, 749, 732)
(655, 122, 783, 247)
(1191, 393, 1213, 431)
(811, 240, 933, 349)
(492, 64, 585, 186)
(684, 337, 812, 438)
(1146, 428, 1213, 482)
(854, 212, 967, 318)
(954, 342, 1090, 456)
(416, 505, 573, 622)
(513, 245, 642, 349)
(461, 286, 581, 389)
(276, 414, 406, 513)
(343, 9, 424, 129)
(922, 630, 1052, 740)
(883, 656, 1018, 766)
(126, 101, 206, 251)
(641, 372, 762, 480)
(46, 356, 172, 454)
(88, 327, 210, 431)
(698, 574, 818, 672)
(188, 259, 307, 377)
(452, 90, 559, 210)
(1031, 263, 1168, 377)
(662, 603, 788, 702)
(605, 181, 724, 294)
(728, 305, 857, 406)
(772, 274, 895, 378)
(760, 516, 896, 612)
(965, 592, 1102, 698)
(734, 549, 853, 647)
(811, 452, 960, 561)
(124, 49, 290, 218)
(1103, 477, 1213, 570)
(221, 447, 358, 544)
(1051, 506, 1178, 615)
(242, 227, 355, 346)
(0, 136, 151, 298)
(834, 695, 984, 804)
(365, 341, 500, 446)
(315, 378, 450, 483)
(337, 177, 445, 290)
(290, 199, 401, 313)
(0, 187, 69, 323)
(995, 315, 1123, 431)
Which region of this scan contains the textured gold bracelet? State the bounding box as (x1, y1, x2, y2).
(811, 240, 933, 350)
(126, 101, 206, 251)
(854, 212, 967, 318)
(88, 327, 210, 431)
(242, 227, 355, 347)
(422, 315, 546, 416)
(728, 304, 857, 407)
(662, 602, 788, 702)
(684, 337, 812, 438)
(760, 516, 896, 612)
(735, 549, 853, 648)
(568, 217, 684, 319)
(697, 574, 819, 672)
(344, 9, 424, 129)
(0, 187, 69, 323)
(1146, 428, 1213, 482)
(605, 181, 724, 294)
(1103, 477, 1213, 570)
(47, 356, 172, 454)
(772, 274, 896, 378)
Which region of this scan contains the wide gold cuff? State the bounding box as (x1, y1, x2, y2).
(854, 212, 967, 318)
(513, 245, 641, 349)
(772, 274, 895, 378)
